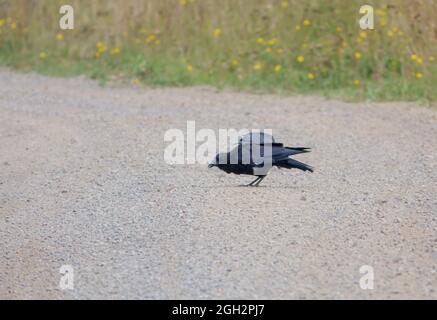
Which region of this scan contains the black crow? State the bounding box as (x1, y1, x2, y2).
(208, 132, 313, 186)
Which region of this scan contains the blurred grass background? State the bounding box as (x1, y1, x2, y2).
(0, 0, 436, 101)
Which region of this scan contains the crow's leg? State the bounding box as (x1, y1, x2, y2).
(247, 176, 261, 186)
(254, 176, 266, 187)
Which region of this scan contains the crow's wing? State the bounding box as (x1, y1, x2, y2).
(233, 143, 268, 165)
(234, 142, 311, 165)
(272, 146, 311, 162)
(275, 158, 314, 172)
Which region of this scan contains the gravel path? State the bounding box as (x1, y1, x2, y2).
(0, 70, 436, 299)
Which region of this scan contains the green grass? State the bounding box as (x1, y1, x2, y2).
(1, 42, 434, 103)
(1, 0, 436, 102)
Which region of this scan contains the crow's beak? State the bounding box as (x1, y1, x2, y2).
(208, 159, 216, 168)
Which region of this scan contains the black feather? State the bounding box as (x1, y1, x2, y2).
(209, 132, 313, 186)
(275, 158, 314, 172)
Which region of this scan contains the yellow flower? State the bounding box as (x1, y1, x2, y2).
(295, 25, 301, 31)
(213, 28, 222, 38)
(307, 73, 315, 80)
(265, 47, 272, 53)
(10, 21, 16, 30)
(429, 56, 435, 63)
(303, 19, 311, 27)
(387, 31, 394, 37)
(179, 0, 187, 5)
(336, 26, 343, 33)
(231, 59, 239, 66)
(416, 57, 423, 65)
(411, 54, 418, 61)
(0, 19, 5, 28)
(256, 37, 265, 44)
(131, 79, 140, 85)
(253, 63, 263, 71)
(267, 38, 277, 46)
(281, 1, 289, 8)
(353, 79, 361, 86)
(155, 39, 161, 46)
(110, 47, 121, 55)
(56, 33, 64, 41)
(95, 52, 101, 59)
(186, 64, 193, 73)
(96, 42, 107, 53)
(354, 52, 362, 60)
(359, 31, 367, 39)
(146, 34, 156, 44)
(274, 64, 282, 73)
(415, 72, 423, 79)
(39, 52, 47, 60)
(297, 55, 305, 63)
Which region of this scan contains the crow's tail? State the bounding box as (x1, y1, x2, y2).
(284, 147, 311, 156)
(276, 158, 314, 172)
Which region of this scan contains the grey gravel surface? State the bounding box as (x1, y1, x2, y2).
(0, 70, 436, 299)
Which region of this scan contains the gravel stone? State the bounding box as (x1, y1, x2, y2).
(0, 70, 436, 299)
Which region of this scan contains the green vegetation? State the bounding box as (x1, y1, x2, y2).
(0, 0, 436, 101)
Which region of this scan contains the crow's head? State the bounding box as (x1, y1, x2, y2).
(208, 153, 228, 168)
